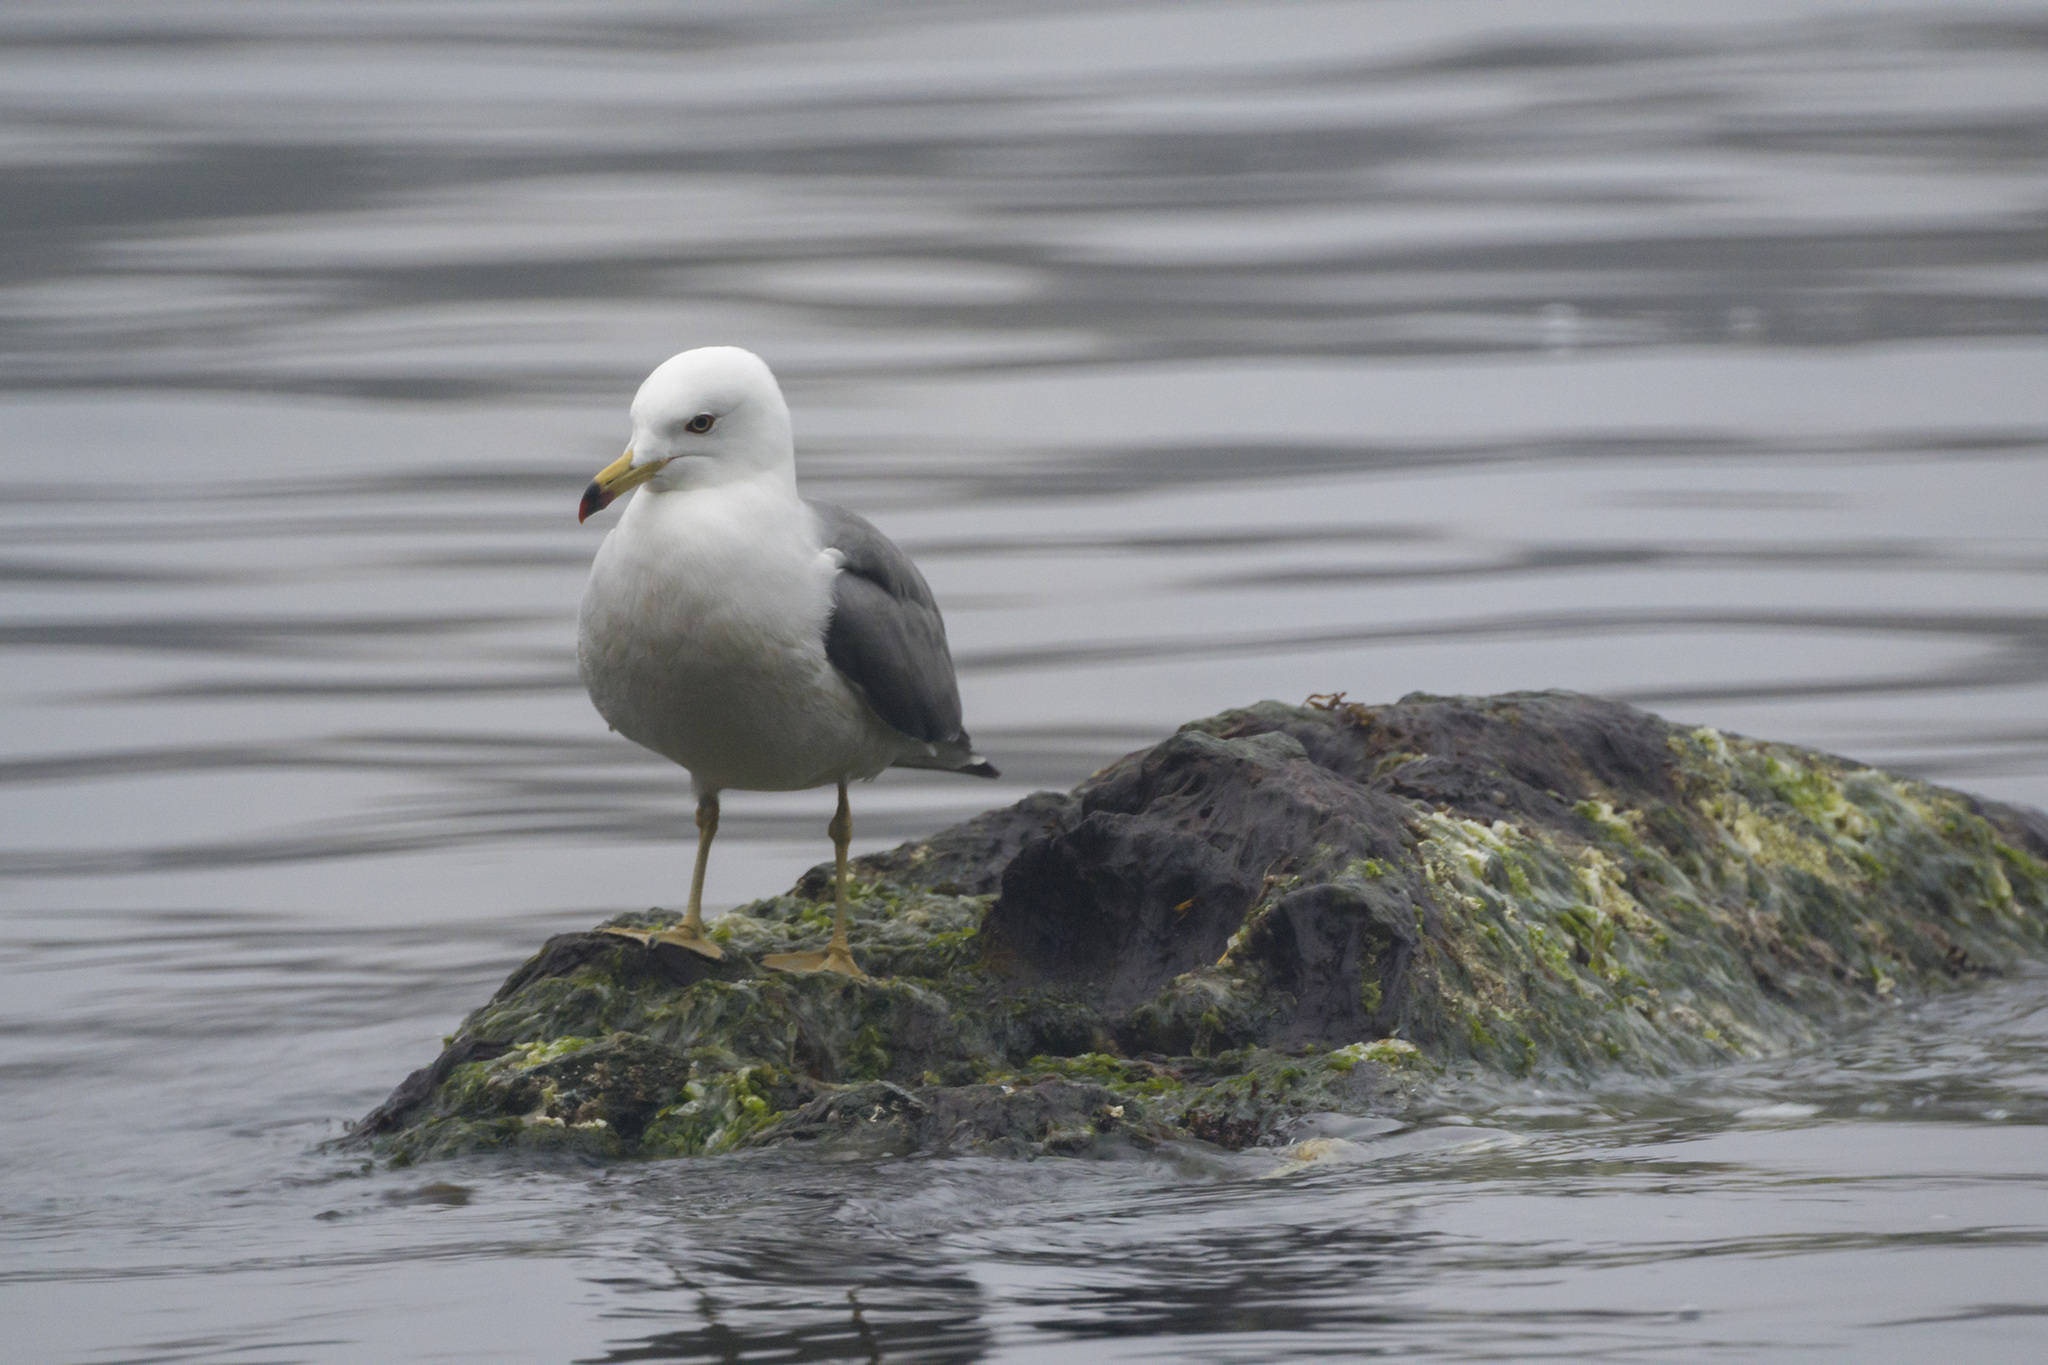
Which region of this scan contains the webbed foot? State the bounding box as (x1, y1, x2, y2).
(603, 925, 725, 960)
(762, 944, 867, 980)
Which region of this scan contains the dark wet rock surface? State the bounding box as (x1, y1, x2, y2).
(353, 691, 2048, 1164)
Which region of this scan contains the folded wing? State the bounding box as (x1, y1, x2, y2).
(811, 501, 994, 776)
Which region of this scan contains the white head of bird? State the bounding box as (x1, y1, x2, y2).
(579, 346, 795, 521)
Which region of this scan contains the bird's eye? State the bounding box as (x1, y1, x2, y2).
(684, 413, 716, 434)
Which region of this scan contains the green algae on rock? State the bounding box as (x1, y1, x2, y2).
(351, 691, 2048, 1163)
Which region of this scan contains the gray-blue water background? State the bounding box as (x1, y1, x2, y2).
(4, 2, 2048, 1361)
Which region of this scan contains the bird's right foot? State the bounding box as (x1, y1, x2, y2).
(761, 943, 867, 981)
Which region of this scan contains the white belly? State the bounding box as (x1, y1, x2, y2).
(576, 482, 908, 793)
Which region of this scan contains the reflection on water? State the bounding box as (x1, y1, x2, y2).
(2, 1, 2047, 1361)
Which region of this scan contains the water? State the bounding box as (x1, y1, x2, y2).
(4, 1, 2048, 1359)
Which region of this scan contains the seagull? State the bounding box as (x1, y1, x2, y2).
(575, 346, 997, 980)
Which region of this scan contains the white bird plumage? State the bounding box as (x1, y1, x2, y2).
(575, 346, 994, 979)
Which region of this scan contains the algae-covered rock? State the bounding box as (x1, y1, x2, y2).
(353, 691, 2048, 1163)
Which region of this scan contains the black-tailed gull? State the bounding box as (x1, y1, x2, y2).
(576, 346, 997, 980)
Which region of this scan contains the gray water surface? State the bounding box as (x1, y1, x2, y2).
(4, 2, 2048, 1361)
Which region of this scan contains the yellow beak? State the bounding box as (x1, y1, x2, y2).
(578, 449, 660, 523)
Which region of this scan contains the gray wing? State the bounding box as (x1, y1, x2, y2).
(811, 500, 975, 752)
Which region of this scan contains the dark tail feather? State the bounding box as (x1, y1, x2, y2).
(886, 741, 998, 778)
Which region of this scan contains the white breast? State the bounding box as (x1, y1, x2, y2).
(577, 481, 906, 792)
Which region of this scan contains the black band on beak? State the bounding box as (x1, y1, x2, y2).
(578, 481, 612, 524)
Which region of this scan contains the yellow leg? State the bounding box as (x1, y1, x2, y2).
(824, 782, 859, 971)
(646, 794, 725, 958)
(763, 780, 868, 980)
(685, 794, 718, 935)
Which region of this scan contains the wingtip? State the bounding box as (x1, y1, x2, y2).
(961, 759, 1000, 779)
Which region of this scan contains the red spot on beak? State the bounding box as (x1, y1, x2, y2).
(578, 481, 612, 524)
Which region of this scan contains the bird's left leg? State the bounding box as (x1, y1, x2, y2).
(764, 780, 869, 980)
(609, 792, 727, 958)
(663, 792, 727, 957)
